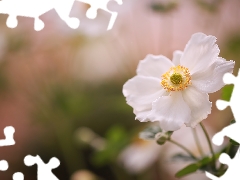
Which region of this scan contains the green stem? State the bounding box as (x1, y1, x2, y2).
(168, 139, 198, 160)
(192, 128, 204, 157)
(200, 122, 216, 169)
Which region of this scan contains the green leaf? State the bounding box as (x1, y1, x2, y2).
(198, 157, 212, 166)
(175, 163, 199, 178)
(222, 85, 234, 101)
(175, 156, 216, 177)
(230, 119, 236, 124)
(198, 156, 214, 171)
(230, 139, 240, 146)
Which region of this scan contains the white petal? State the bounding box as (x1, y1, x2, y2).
(172, 50, 183, 66)
(123, 75, 165, 113)
(191, 58, 235, 93)
(134, 109, 152, 122)
(180, 33, 220, 74)
(182, 86, 212, 127)
(137, 54, 174, 78)
(149, 92, 191, 131)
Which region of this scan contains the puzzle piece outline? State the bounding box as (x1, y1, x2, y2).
(77, 0, 123, 30)
(0, 160, 8, 171)
(206, 149, 240, 180)
(0, 0, 123, 31)
(0, 126, 15, 147)
(213, 69, 240, 146)
(24, 155, 60, 180)
(205, 69, 240, 180)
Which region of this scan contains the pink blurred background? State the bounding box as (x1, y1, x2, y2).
(0, 0, 239, 179)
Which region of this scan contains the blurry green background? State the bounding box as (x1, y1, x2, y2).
(0, 0, 239, 179)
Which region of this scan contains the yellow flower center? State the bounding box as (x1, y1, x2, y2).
(161, 65, 191, 92)
(170, 73, 182, 85)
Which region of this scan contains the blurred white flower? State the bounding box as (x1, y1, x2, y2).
(123, 32, 235, 131)
(71, 170, 100, 180)
(119, 138, 161, 174)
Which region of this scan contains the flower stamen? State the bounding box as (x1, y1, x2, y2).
(170, 73, 182, 85)
(161, 65, 191, 92)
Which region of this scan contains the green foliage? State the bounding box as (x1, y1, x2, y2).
(150, 2, 177, 13)
(175, 163, 199, 178)
(196, 0, 223, 13)
(50, 87, 91, 119)
(33, 81, 135, 133)
(229, 138, 239, 147)
(7, 34, 30, 52)
(225, 35, 240, 56)
(175, 156, 218, 178)
(222, 85, 234, 101)
(92, 125, 129, 166)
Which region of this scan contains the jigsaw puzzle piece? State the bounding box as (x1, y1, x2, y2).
(0, 0, 53, 31)
(0, 160, 8, 171)
(53, 0, 80, 29)
(77, 0, 122, 30)
(12, 172, 24, 180)
(226, 70, 240, 121)
(6, 15, 18, 28)
(206, 149, 240, 180)
(205, 153, 231, 180)
(0, 126, 15, 147)
(206, 171, 219, 180)
(212, 131, 225, 146)
(223, 73, 237, 85)
(0, 0, 81, 30)
(34, 18, 45, 31)
(24, 155, 60, 180)
(212, 122, 240, 146)
(216, 99, 230, 111)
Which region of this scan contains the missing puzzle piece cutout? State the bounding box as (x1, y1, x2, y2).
(0, 126, 15, 147)
(206, 149, 240, 180)
(205, 69, 240, 179)
(12, 172, 24, 180)
(213, 69, 240, 146)
(0, 154, 60, 180)
(0, 0, 80, 31)
(0, 0, 123, 31)
(0, 160, 8, 171)
(24, 155, 60, 180)
(77, 0, 123, 30)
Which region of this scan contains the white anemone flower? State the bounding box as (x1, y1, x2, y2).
(123, 33, 235, 131)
